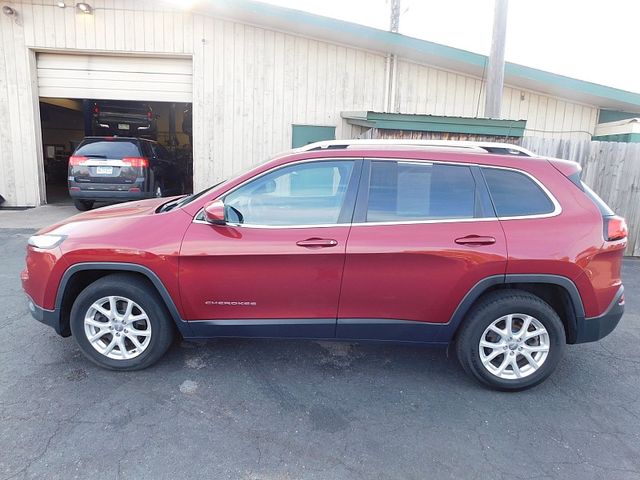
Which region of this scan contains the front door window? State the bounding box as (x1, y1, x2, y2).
(224, 161, 355, 226)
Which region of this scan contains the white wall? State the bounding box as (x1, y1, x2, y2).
(394, 59, 597, 140)
(0, 0, 600, 206)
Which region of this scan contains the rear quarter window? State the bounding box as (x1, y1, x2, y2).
(74, 140, 141, 159)
(482, 168, 555, 217)
(581, 181, 614, 216)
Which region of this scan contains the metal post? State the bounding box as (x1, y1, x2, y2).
(484, 0, 508, 119)
(389, 0, 401, 33)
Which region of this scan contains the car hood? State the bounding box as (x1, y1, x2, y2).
(37, 197, 182, 235)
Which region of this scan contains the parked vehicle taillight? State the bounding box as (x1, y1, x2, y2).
(147, 110, 153, 120)
(604, 215, 628, 241)
(69, 155, 88, 166)
(93, 104, 99, 115)
(122, 157, 149, 168)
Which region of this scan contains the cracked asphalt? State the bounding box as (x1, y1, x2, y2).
(1, 227, 640, 480)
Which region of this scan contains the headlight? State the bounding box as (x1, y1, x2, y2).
(27, 234, 66, 249)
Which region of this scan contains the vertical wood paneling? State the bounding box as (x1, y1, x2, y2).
(396, 59, 596, 140)
(0, 1, 605, 206)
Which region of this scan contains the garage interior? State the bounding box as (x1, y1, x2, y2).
(36, 52, 194, 205)
(40, 98, 193, 204)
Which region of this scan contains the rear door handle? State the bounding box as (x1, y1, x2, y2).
(454, 235, 496, 246)
(296, 238, 339, 248)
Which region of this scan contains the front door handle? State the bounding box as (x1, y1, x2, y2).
(296, 238, 339, 248)
(454, 235, 496, 246)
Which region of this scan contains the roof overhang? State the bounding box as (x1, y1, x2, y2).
(594, 118, 640, 136)
(342, 111, 527, 137)
(193, 0, 640, 113)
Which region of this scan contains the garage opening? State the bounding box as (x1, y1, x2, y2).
(40, 99, 193, 205)
(36, 53, 193, 206)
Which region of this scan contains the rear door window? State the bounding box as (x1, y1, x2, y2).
(482, 167, 555, 217)
(366, 161, 477, 222)
(75, 140, 140, 159)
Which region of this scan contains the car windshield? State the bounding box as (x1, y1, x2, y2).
(173, 158, 280, 210)
(75, 139, 140, 159)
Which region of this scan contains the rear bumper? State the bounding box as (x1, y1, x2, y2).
(70, 189, 153, 202)
(574, 285, 625, 343)
(26, 295, 68, 337)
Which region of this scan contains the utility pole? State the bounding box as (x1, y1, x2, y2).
(389, 0, 401, 33)
(484, 0, 508, 119)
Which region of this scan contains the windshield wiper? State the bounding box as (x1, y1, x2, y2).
(158, 196, 188, 213)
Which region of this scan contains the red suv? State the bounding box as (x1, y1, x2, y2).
(22, 141, 627, 390)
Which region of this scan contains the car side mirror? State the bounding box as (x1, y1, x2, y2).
(203, 200, 226, 225)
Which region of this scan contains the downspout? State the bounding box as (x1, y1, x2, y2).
(383, 53, 398, 113)
(389, 54, 398, 112)
(383, 54, 391, 112)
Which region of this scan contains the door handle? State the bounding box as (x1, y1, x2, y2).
(296, 238, 339, 248)
(454, 235, 496, 246)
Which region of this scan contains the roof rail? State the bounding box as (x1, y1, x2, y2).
(298, 139, 534, 157)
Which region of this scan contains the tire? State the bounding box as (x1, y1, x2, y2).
(455, 289, 566, 391)
(74, 200, 94, 211)
(69, 274, 175, 371)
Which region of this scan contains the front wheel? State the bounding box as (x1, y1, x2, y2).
(69, 274, 175, 370)
(456, 290, 566, 391)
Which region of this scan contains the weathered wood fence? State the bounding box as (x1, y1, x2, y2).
(521, 137, 640, 256)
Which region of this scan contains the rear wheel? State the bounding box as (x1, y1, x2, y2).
(456, 290, 566, 391)
(73, 200, 94, 211)
(69, 274, 175, 370)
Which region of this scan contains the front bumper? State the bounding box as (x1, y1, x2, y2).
(26, 295, 68, 337)
(574, 286, 625, 343)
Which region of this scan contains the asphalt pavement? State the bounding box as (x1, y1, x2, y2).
(1, 224, 639, 480)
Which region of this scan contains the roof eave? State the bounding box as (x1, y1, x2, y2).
(198, 0, 640, 112)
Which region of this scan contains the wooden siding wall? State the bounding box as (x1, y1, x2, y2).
(193, 17, 387, 185)
(0, 1, 600, 206)
(522, 137, 640, 256)
(394, 60, 598, 142)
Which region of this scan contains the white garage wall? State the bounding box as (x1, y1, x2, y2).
(0, 0, 196, 207)
(192, 17, 387, 186)
(394, 60, 597, 141)
(0, 0, 599, 207)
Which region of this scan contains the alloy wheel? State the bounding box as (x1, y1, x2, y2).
(479, 313, 550, 379)
(83, 296, 152, 360)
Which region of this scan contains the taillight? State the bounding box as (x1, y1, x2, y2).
(122, 157, 149, 168)
(604, 215, 628, 241)
(69, 155, 87, 166)
(93, 104, 99, 114)
(147, 110, 153, 120)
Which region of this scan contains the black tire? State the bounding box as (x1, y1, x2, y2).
(74, 200, 94, 211)
(455, 290, 566, 391)
(69, 274, 175, 371)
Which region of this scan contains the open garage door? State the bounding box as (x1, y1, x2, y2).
(37, 53, 192, 102)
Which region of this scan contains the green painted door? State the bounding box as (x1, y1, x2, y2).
(291, 124, 336, 148)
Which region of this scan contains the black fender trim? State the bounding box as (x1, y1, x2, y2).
(447, 273, 587, 343)
(55, 262, 193, 337)
(504, 274, 586, 344)
(446, 275, 505, 340)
